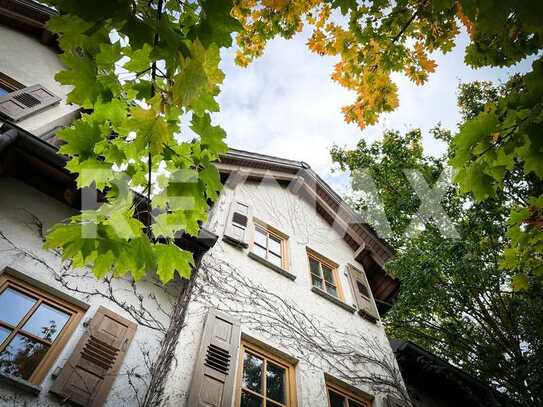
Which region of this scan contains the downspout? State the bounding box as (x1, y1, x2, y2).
(0, 128, 18, 154)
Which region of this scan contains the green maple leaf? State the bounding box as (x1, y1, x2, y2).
(200, 161, 222, 201)
(124, 43, 153, 73)
(96, 42, 122, 68)
(190, 113, 227, 157)
(57, 116, 104, 159)
(152, 212, 187, 238)
(56, 53, 101, 108)
(66, 158, 115, 190)
(154, 243, 194, 283)
(47, 14, 93, 50)
(172, 40, 224, 112)
(122, 105, 171, 155)
(190, 0, 241, 48)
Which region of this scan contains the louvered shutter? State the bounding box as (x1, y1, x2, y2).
(50, 306, 137, 407)
(223, 200, 251, 248)
(347, 264, 380, 322)
(0, 84, 60, 122)
(188, 309, 241, 407)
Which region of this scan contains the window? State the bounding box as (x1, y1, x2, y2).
(236, 340, 297, 407)
(327, 381, 371, 407)
(0, 274, 84, 385)
(0, 73, 24, 97)
(252, 221, 289, 270)
(307, 249, 343, 299)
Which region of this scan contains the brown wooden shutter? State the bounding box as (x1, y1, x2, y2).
(223, 200, 251, 248)
(0, 84, 61, 122)
(188, 308, 241, 407)
(50, 306, 138, 407)
(347, 264, 380, 322)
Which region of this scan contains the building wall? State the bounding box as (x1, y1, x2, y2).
(0, 25, 79, 137)
(163, 179, 402, 407)
(0, 177, 173, 406)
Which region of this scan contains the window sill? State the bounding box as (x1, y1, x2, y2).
(0, 372, 41, 396)
(222, 235, 249, 249)
(311, 287, 356, 313)
(248, 251, 296, 281)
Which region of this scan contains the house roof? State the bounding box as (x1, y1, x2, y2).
(390, 339, 518, 407)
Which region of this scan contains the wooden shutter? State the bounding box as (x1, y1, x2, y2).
(223, 200, 251, 248)
(347, 264, 380, 322)
(0, 84, 61, 122)
(50, 306, 137, 407)
(188, 308, 241, 407)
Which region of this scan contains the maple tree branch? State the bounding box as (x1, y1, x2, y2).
(391, 0, 428, 44)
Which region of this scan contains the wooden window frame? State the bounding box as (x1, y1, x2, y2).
(307, 248, 344, 301)
(0, 274, 84, 385)
(251, 219, 290, 271)
(326, 380, 372, 407)
(0, 72, 25, 93)
(235, 339, 298, 407)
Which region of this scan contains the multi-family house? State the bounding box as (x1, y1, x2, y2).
(0, 1, 405, 406)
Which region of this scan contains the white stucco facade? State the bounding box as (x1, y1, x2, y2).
(0, 25, 79, 137)
(163, 179, 401, 407)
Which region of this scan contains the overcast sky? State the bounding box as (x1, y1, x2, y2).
(214, 29, 535, 192)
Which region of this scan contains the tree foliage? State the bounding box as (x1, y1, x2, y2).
(42, 0, 236, 283)
(42, 0, 542, 289)
(331, 118, 543, 406)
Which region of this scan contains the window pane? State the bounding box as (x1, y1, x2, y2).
(240, 391, 262, 407)
(266, 362, 286, 403)
(268, 236, 282, 256)
(242, 352, 263, 393)
(0, 287, 37, 326)
(349, 400, 365, 407)
(0, 87, 9, 96)
(22, 303, 70, 342)
(268, 253, 282, 268)
(253, 244, 267, 259)
(0, 334, 49, 380)
(0, 326, 11, 345)
(311, 275, 323, 289)
(328, 390, 346, 407)
(254, 227, 268, 248)
(268, 402, 283, 407)
(322, 266, 334, 284)
(326, 284, 338, 298)
(309, 257, 321, 276)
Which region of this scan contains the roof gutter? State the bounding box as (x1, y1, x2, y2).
(0, 123, 218, 254)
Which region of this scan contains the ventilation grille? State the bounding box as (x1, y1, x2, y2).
(204, 344, 230, 374)
(232, 212, 248, 227)
(81, 336, 119, 370)
(14, 92, 40, 108)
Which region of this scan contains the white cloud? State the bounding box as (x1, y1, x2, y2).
(215, 28, 535, 190)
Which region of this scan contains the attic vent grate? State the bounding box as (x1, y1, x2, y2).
(14, 92, 40, 108)
(204, 344, 230, 374)
(232, 212, 248, 227)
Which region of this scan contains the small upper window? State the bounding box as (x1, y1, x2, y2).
(0, 73, 25, 96)
(252, 221, 289, 270)
(327, 381, 371, 407)
(307, 249, 342, 299)
(236, 340, 297, 407)
(0, 273, 84, 384)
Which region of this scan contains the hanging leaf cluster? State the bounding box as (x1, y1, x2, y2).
(42, 0, 239, 283)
